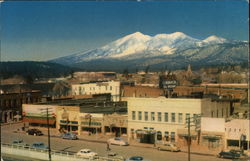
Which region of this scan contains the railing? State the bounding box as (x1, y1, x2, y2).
(1, 143, 124, 161)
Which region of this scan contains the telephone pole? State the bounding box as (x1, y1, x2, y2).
(187, 117, 191, 161)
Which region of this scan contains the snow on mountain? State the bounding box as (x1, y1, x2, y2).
(202, 35, 228, 44)
(51, 32, 231, 63)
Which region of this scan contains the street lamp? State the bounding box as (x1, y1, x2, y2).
(40, 108, 53, 161)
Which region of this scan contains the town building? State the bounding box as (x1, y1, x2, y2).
(73, 72, 116, 82)
(124, 96, 232, 146)
(22, 97, 127, 136)
(71, 81, 120, 102)
(0, 91, 42, 123)
(121, 85, 164, 98)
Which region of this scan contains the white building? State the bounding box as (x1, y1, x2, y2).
(125, 97, 204, 144)
(225, 119, 250, 150)
(125, 96, 231, 146)
(72, 81, 120, 102)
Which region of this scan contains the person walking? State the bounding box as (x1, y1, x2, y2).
(106, 142, 111, 151)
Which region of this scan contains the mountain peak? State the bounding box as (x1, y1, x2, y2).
(203, 35, 227, 43)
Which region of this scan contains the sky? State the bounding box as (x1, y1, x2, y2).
(0, 0, 249, 61)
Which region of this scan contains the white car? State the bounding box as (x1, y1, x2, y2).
(108, 137, 129, 146)
(76, 149, 98, 159)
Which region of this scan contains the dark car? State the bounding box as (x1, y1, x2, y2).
(126, 156, 144, 161)
(12, 139, 30, 148)
(26, 129, 43, 136)
(218, 151, 241, 159)
(61, 132, 78, 140)
(31, 142, 48, 149)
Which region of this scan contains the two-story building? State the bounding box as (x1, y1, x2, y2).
(71, 81, 120, 102)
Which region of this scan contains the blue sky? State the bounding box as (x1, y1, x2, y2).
(1, 0, 249, 61)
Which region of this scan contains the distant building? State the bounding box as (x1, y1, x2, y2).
(73, 72, 116, 82)
(121, 85, 164, 98)
(71, 81, 120, 102)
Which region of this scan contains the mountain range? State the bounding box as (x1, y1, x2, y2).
(50, 32, 248, 71)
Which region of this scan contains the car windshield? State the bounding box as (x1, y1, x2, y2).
(130, 156, 143, 160)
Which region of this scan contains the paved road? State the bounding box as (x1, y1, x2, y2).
(1, 123, 228, 161)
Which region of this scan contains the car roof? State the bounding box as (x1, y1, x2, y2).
(81, 149, 91, 151)
(33, 142, 44, 144)
(130, 156, 143, 159)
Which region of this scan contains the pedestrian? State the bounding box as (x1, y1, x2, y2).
(106, 142, 111, 151)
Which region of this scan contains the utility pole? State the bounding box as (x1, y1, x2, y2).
(46, 108, 52, 161)
(40, 108, 53, 161)
(187, 117, 191, 161)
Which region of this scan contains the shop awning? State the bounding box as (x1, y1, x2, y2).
(23, 117, 56, 125)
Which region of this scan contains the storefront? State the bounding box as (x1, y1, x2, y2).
(80, 114, 103, 135)
(22, 104, 56, 128)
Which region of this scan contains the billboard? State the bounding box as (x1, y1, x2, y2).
(22, 104, 56, 118)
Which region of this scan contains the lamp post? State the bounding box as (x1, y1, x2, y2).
(40, 108, 53, 161)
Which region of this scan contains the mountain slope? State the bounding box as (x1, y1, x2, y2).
(50, 32, 248, 71)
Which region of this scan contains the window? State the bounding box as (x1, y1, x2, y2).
(105, 86, 108, 90)
(79, 87, 82, 95)
(132, 111, 136, 120)
(171, 132, 175, 142)
(178, 113, 183, 123)
(144, 112, 148, 121)
(151, 112, 155, 121)
(165, 131, 169, 141)
(171, 113, 175, 123)
(186, 113, 190, 123)
(164, 113, 168, 122)
(110, 86, 112, 90)
(158, 112, 162, 122)
(138, 111, 142, 120)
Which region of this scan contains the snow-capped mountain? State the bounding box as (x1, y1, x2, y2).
(50, 32, 248, 71)
(53, 32, 230, 62)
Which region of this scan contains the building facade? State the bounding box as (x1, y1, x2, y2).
(72, 81, 120, 102)
(125, 97, 231, 146)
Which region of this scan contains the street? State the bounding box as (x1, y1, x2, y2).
(1, 123, 228, 161)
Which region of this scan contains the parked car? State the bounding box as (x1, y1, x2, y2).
(108, 152, 125, 160)
(76, 149, 98, 159)
(107, 137, 129, 146)
(157, 143, 180, 152)
(218, 151, 241, 159)
(61, 132, 78, 140)
(126, 156, 144, 161)
(31, 142, 48, 150)
(26, 129, 43, 136)
(12, 139, 30, 148)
